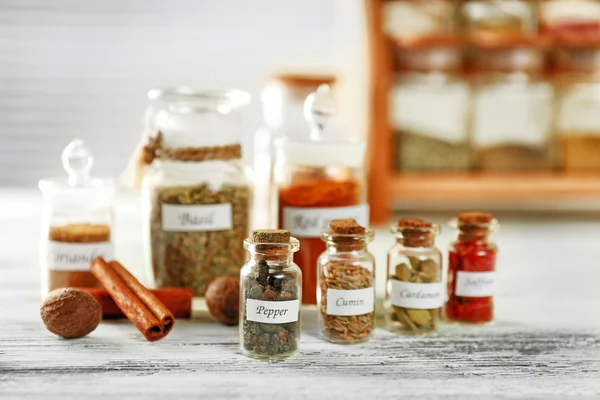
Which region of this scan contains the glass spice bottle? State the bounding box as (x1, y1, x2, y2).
(391, 35, 472, 171)
(38, 140, 115, 295)
(555, 36, 600, 170)
(240, 229, 301, 360)
(275, 85, 368, 305)
(140, 88, 252, 298)
(460, 0, 538, 36)
(445, 212, 499, 325)
(471, 35, 555, 171)
(382, 0, 457, 39)
(385, 219, 443, 335)
(540, 0, 600, 37)
(317, 219, 375, 344)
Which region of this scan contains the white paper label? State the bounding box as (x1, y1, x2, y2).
(246, 299, 300, 324)
(455, 271, 496, 297)
(326, 288, 374, 316)
(162, 203, 232, 232)
(390, 280, 444, 309)
(282, 204, 369, 238)
(45, 241, 113, 271)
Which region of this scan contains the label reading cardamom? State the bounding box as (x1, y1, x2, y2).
(326, 288, 374, 316)
(455, 271, 496, 297)
(282, 204, 369, 238)
(390, 280, 444, 309)
(161, 203, 233, 232)
(246, 299, 300, 324)
(45, 241, 113, 271)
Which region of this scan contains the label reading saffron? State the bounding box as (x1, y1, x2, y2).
(45, 241, 113, 271)
(390, 280, 444, 309)
(161, 204, 232, 232)
(326, 288, 374, 316)
(455, 271, 496, 297)
(246, 299, 300, 324)
(282, 204, 369, 238)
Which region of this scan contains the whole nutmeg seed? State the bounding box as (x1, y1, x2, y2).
(205, 276, 240, 326)
(40, 288, 102, 338)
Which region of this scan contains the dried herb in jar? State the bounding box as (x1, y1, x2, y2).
(47, 224, 111, 292)
(477, 144, 552, 171)
(319, 219, 375, 343)
(397, 131, 472, 172)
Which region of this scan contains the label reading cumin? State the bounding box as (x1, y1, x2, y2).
(326, 288, 374, 316)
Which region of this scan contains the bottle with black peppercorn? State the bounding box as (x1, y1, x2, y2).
(240, 229, 301, 360)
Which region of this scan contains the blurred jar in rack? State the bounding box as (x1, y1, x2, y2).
(471, 35, 555, 171)
(254, 74, 336, 229)
(383, 0, 457, 39)
(555, 35, 600, 170)
(390, 35, 472, 171)
(540, 0, 600, 37)
(461, 0, 538, 36)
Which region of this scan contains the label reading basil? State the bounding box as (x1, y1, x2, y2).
(246, 299, 300, 324)
(455, 271, 496, 297)
(390, 280, 444, 309)
(45, 241, 113, 271)
(162, 203, 232, 232)
(282, 204, 369, 238)
(326, 288, 374, 316)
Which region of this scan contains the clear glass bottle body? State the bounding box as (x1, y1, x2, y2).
(391, 41, 472, 171)
(445, 219, 498, 325)
(471, 46, 554, 171)
(461, 0, 538, 36)
(240, 239, 302, 360)
(317, 231, 375, 344)
(385, 227, 443, 335)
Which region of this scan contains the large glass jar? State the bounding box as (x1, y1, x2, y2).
(390, 35, 472, 171)
(540, 0, 600, 37)
(385, 218, 443, 335)
(240, 229, 301, 360)
(471, 36, 554, 171)
(555, 38, 600, 170)
(445, 212, 499, 325)
(461, 0, 538, 36)
(317, 219, 375, 344)
(141, 88, 252, 298)
(383, 0, 457, 39)
(274, 85, 368, 305)
(254, 74, 336, 229)
(39, 140, 115, 295)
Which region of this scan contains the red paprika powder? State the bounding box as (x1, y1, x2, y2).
(445, 212, 498, 324)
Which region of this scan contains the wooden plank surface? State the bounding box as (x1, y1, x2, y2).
(1, 190, 600, 399)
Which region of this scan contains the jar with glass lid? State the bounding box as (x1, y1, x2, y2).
(460, 0, 538, 36)
(471, 35, 554, 171)
(390, 35, 472, 171)
(274, 85, 368, 305)
(141, 88, 252, 298)
(555, 36, 600, 170)
(39, 140, 115, 295)
(382, 0, 457, 39)
(254, 74, 336, 229)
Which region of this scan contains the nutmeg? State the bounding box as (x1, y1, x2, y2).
(205, 276, 240, 326)
(40, 288, 102, 338)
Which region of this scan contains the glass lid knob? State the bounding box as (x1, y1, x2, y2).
(304, 84, 335, 140)
(62, 139, 94, 187)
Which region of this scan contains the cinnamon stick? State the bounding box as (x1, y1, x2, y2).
(91, 257, 174, 342)
(81, 287, 192, 319)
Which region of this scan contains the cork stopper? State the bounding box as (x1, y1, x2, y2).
(397, 218, 433, 229)
(393, 218, 438, 248)
(458, 211, 494, 225)
(454, 211, 496, 241)
(329, 219, 366, 235)
(252, 229, 290, 244)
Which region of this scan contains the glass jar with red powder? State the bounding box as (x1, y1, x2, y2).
(445, 212, 499, 325)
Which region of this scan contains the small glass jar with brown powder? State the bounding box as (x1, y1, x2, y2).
(39, 140, 115, 295)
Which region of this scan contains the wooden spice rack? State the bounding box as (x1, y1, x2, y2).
(365, 0, 600, 223)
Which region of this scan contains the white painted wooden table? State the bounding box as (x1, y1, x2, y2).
(1, 190, 600, 399)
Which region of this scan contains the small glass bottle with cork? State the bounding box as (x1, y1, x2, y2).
(240, 229, 302, 360)
(317, 219, 376, 344)
(38, 140, 115, 295)
(385, 218, 444, 335)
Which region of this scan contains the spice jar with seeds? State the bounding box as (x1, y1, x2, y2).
(275, 85, 368, 305)
(385, 218, 443, 335)
(140, 88, 252, 299)
(317, 219, 375, 344)
(240, 229, 301, 360)
(445, 212, 499, 325)
(39, 140, 115, 295)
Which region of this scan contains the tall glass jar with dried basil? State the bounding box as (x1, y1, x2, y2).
(385, 218, 443, 335)
(39, 140, 115, 296)
(240, 230, 301, 360)
(141, 88, 252, 299)
(317, 219, 375, 344)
